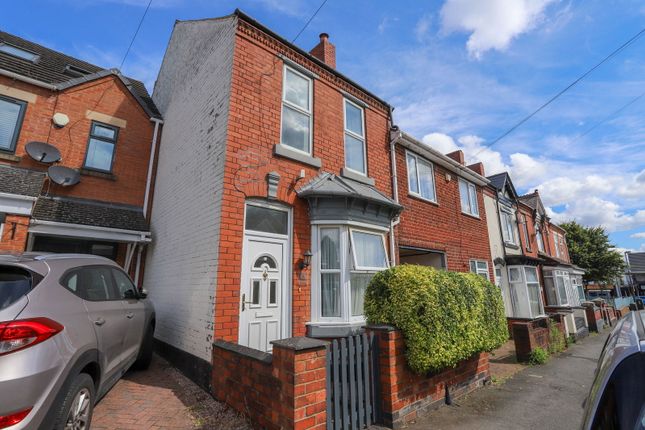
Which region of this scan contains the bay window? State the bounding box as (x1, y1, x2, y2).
(314, 226, 388, 322)
(281, 66, 312, 154)
(459, 179, 479, 216)
(508, 265, 544, 318)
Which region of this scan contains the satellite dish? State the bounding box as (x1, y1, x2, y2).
(47, 166, 80, 187)
(25, 141, 61, 163)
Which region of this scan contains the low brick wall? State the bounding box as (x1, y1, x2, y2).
(212, 337, 327, 430)
(367, 326, 489, 429)
(512, 317, 565, 362)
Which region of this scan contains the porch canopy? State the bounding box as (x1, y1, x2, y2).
(296, 172, 402, 228)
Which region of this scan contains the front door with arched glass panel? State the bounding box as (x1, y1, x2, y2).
(239, 202, 290, 352)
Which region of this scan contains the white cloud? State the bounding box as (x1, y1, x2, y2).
(631, 232, 645, 239)
(422, 132, 458, 153)
(440, 0, 556, 58)
(636, 169, 645, 183)
(415, 15, 432, 42)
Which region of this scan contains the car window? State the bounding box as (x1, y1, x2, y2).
(63, 266, 117, 301)
(0, 266, 33, 311)
(112, 269, 137, 299)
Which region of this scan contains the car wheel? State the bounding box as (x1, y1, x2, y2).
(133, 324, 154, 370)
(52, 373, 95, 430)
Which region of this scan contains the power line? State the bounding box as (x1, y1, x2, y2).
(119, 0, 153, 70)
(291, 0, 329, 43)
(475, 26, 645, 156)
(570, 91, 645, 143)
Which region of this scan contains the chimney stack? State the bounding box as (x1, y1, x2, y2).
(446, 150, 465, 165)
(309, 33, 336, 68)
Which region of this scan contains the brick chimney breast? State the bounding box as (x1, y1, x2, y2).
(466, 162, 485, 177)
(446, 150, 465, 165)
(309, 33, 336, 68)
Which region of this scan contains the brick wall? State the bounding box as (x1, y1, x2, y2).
(395, 145, 493, 278)
(0, 214, 30, 252)
(212, 337, 327, 430)
(512, 317, 565, 362)
(212, 18, 393, 342)
(367, 326, 490, 429)
(144, 17, 236, 362)
(0, 74, 154, 207)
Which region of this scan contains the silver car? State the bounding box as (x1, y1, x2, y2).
(581, 310, 645, 429)
(0, 253, 155, 430)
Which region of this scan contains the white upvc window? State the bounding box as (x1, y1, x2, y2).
(536, 223, 545, 252)
(281, 66, 313, 154)
(501, 209, 516, 245)
(315, 225, 388, 322)
(494, 267, 503, 287)
(520, 215, 531, 251)
(508, 265, 544, 319)
(553, 232, 561, 258)
(406, 151, 437, 202)
(554, 270, 570, 305)
(459, 178, 479, 217)
(469, 260, 489, 280)
(343, 99, 367, 175)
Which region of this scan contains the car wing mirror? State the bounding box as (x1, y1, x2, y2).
(123, 290, 137, 300)
(138, 288, 148, 299)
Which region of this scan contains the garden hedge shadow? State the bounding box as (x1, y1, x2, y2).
(364, 264, 508, 374)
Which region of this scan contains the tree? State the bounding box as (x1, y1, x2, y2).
(559, 221, 625, 284)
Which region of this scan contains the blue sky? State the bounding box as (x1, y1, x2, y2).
(4, 0, 645, 251)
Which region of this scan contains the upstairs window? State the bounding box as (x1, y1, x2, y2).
(501, 209, 516, 245)
(83, 121, 119, 173)
(0, 43, 39, 62)
(406, 152, 436, 202)
(521, 215, 532, 251)
(469, 260, 489, 280)
(536, 223, 545, 252)
(281, 66, 312, 154)
(553, 232, 561, 258)
(64, 64, 91, 78)
(459, 178, 479, 217)
(0, 95, 27, 153)
(343, 99, 366, 175)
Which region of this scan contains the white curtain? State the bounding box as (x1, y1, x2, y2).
(351, 231, 387, 268)
(350, 273, 372, 316)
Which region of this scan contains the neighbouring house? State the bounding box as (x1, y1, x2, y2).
(518, 190, 588, 339)
(145, 10, 400, 386)
(0, 30, 161, 282)
(484, 172, 546, 326)
(626, 251, 645, 295)
(392, 133, 493, 278)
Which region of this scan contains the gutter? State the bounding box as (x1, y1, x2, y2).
(143, 118, 163, 219)
(0, 69, 57, 90)
(395, 131, 490, 186)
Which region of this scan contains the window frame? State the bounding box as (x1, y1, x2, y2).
(536, 223, 545, 252)
(280, 65, 313, 155)
(0, 94, 27, 154)
(312, 225, 389, 323)
(469, 259, 490, 280)
(405, 151, 437, 203)
(82, 121, 119, 173)
(553, 232, 561, 258)
(459, 178, 479, 217)
(343, 98, 367, 176)
(500, 208, 516, 245)
(0, 42, 40, 63)
(520, 215, 532, 251)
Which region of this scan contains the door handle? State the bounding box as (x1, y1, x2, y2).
(94, 318, 106, 326)
(126, 312, 134, 319)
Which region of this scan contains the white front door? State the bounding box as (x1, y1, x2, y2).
(239, 236, 287, 352)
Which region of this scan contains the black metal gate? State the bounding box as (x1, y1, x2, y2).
(326, 333, 379, 430)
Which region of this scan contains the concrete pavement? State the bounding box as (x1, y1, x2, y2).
(405, 332, 608, 430)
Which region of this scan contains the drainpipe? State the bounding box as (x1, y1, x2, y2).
(134, 244, 144, 288)
(388, 106, 400, 267)
(143, 118, 163, 219)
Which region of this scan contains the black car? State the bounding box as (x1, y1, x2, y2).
(582, 310, 645, 429)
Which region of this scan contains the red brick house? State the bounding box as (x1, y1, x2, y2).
(392, 133, 493, 277)
(145, 10, 496, 391)
(0, 31, 161, 281)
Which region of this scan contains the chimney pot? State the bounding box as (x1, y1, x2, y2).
(319, 32, 329, 41)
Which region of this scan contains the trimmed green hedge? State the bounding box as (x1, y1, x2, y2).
(364, 264, 508, 374)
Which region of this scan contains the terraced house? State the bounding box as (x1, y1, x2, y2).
(0, 31, 161, 282)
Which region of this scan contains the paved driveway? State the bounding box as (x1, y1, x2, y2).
(406, 332, 608, 430)
(92, 355, 250, 430)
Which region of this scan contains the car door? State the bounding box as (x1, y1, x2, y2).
(111, 268, 146, 366)
(65, 266, 129, 383)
